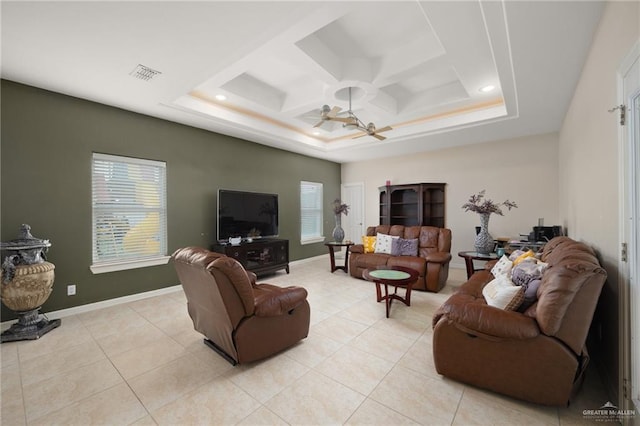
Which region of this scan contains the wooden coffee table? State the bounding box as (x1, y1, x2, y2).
(363, 266, 419, 318)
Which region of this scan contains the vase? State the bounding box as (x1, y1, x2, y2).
(332, 214, 345, 243)
(474, 213, 495, 255)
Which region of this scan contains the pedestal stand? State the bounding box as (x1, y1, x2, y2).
(1, 309, 61, 342)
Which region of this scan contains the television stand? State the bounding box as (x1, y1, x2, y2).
(211, 238, 289, 276)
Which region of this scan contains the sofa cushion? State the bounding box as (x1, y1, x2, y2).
(387, 256, 426, 275)
(375, 233, 397, 254)
(362, 236, 377, 253)
(482, 275, 524, 311)
(391, 237, 419, 256)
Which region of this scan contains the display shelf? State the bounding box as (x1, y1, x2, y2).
(378, 183, 446, 227)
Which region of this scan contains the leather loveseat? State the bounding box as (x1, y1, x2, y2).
(432, 236, 606, 406)
(172, 247, 310, 365)
(349, 225, 452, 292)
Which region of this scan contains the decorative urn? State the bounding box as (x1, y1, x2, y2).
(1, 224, 61, 342)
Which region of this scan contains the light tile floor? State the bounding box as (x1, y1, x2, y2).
(1, 257, 612, 425)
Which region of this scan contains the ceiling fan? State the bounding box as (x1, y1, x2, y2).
(313, 87, 392, 140)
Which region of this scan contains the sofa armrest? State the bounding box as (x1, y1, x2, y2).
(424, 252, 452, 264)
(253, 284, 308, 317)
(433, 292, 540, 340)
(247, 271, 257, 286)
(350, 244, 365, 254)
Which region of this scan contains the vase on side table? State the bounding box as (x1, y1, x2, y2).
(332, 214, 345, 243)
(474, 213, 495, 255)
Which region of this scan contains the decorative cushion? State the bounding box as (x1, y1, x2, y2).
(490, 255, 513, 277)
(374, 233, 398, 254)
(513, 250, 535, 266)
(482, 275, 525, 311)
(518, 278, 542, 312)
(508, 250, 525, 261)
(391, 237, 419, 256)
(362, 236, 377, 253)
(511, 260, 548, 286)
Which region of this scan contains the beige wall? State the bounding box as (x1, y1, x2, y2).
(558, 0, 639, 402)
(342, 132, 559, 268)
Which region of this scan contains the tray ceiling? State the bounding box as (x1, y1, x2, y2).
(1, 1, 605, 163)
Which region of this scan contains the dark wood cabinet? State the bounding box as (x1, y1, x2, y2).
(212, 238, 289, 276)
(379, 183, 446, 227)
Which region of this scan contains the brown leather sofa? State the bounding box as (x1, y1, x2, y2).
(432, 236, 606, 406)
(172, 247, 310, 365)
(349, 225, 452, 292)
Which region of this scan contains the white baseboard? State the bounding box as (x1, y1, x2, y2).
(1, 285, 183, 330)
(1, 254, 330, 328)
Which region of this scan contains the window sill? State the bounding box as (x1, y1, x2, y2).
(300, 236, 325, 245)
(90, 256, 171, 274)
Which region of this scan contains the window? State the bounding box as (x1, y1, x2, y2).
(300, 181, 324, 244)
(90, 153, 169, 273)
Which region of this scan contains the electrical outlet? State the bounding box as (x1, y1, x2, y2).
(67, 284, 76, 296)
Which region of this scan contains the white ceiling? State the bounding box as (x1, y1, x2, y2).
(1, 1, 605, 163)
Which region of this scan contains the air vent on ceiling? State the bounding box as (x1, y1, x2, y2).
(129, 64, 162, 81)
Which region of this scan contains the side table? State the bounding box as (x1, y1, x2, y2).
(325, 242, 354, 273)
(458, 251, 499, 279)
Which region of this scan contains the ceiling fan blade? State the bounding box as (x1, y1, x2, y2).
(352, 132, 368, 139)
(313, 120, 326, 128)
(331, 117, 356, 123)
(373, 133, 387, 141)
(375, 125, 393, 133)
(327, 106, 342, 117)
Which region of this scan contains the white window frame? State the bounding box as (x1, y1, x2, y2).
(300, 181, 324, 245)
(90, 153, 169, 274)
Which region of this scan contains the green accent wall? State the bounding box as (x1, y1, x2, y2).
(1, 80, 341, 321)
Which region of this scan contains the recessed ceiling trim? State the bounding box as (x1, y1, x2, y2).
(189, 90, 326, 141)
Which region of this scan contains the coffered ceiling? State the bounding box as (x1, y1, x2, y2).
(1, 1, 605, 163)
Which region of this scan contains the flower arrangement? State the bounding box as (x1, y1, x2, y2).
(332, 199, 349, 215)
(462, 190, 517, 216)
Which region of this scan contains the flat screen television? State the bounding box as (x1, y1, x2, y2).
(217, 189, 279, 242)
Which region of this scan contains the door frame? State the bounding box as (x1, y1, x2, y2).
(617, 39, 640, 415)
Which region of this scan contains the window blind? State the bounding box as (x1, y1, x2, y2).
(92, 153, 167, 266)
(300, 181, 323, 243)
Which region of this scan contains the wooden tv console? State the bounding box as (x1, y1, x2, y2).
(211, 238, 289, 276)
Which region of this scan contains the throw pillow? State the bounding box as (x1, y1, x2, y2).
(482, 275, 525, 310)
(490, 255, 513, 277)
(391, 237, 419, 256)
(511, 260, 548, 286)
(374, 233, 397, 254)
(518, 278, 542, 312)
(362, 236, 377, 253)
(513, 250, 535, 266)
(508, 250, 525, 261)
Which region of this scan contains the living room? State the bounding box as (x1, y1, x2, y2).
(1, 1, 638, 424)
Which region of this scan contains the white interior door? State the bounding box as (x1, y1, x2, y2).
(619, 40, 639, 414)
(341, 182, 365, 243)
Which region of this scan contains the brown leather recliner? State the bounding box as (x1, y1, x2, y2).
(432, 237, 606, 406)
(172, 247, 310, 365)
(349, 225, 452, 292)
